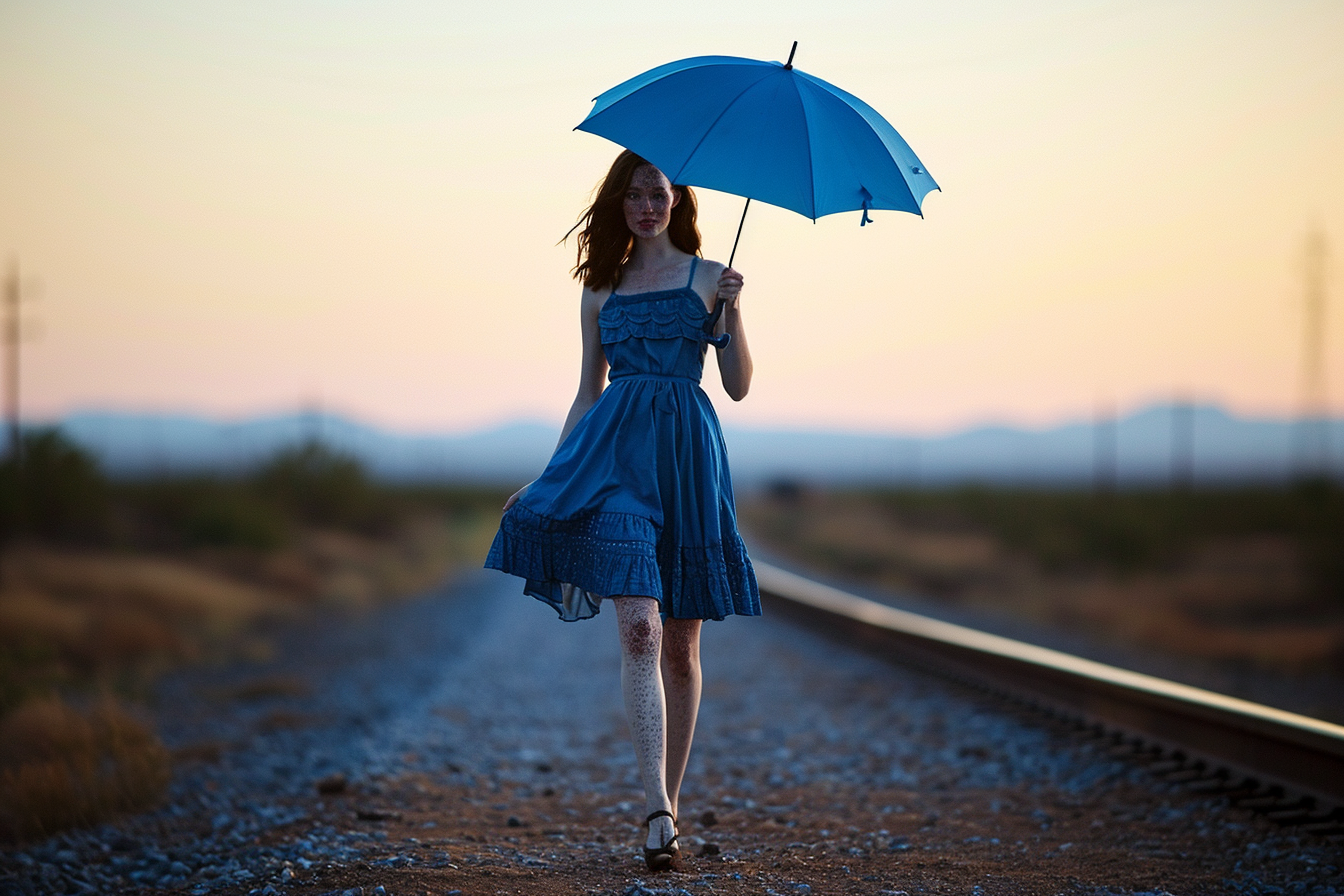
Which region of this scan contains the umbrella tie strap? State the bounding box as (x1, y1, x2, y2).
(860, 187, 874, 226)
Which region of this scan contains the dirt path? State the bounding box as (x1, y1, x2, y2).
(2, 570, 1340, 895)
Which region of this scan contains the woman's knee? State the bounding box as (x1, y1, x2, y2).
(615, 598, 663, 658)
(661, 621, 701, 680)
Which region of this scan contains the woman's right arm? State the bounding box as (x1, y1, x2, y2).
(503, 286, 608, 510)
(555, 285, 609, 446)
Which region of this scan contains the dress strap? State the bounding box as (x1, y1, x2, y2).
(686, 256, 700, 289)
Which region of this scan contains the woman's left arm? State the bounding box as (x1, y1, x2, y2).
(713, 266, 752, 401)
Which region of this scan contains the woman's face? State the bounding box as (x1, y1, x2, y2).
(623, 165, 680, 239)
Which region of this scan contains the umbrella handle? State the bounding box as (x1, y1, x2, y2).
(727, 197, 751, 269)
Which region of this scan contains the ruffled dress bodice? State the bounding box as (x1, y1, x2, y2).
(599, 285, 723, 383)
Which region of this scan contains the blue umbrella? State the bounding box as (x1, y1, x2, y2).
(576, 42, 939, 264)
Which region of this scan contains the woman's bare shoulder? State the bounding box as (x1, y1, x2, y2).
(691, 257, 729, 308)
(698, 257, 728, 276)
(581, 282, 614, 316)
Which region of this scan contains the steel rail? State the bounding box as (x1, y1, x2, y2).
(754, 560, 1344, 809)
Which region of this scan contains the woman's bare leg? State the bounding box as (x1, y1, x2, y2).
(661, 617, 702, 818)
(613, 597, 676, 850)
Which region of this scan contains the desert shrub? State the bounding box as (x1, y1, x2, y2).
(254, 441, 392, 533)
(1291, 478, 1344, 603)
(0, 695, 171, 843)
(0, 428, 111, 543)
(180, 491, 288, 550)
(121, 476, 289, 550)
(108, 445, 511, 552)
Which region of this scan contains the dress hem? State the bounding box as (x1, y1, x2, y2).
(487, 504, 761, 623)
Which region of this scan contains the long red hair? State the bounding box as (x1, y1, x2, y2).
(571, 150, 701, 291)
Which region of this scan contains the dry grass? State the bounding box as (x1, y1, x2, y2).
(0, 694, 171, 843)
(0, 545, 300, 706)
(0, 510, 500, 706)
(740, 489, 1344, 676)
(298, 512, 480, 609)
(0, 507, 502, 842)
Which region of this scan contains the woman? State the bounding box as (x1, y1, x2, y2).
(486, 149, 760, 871)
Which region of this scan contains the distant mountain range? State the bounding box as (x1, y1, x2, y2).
(40, 404, 1344, 486)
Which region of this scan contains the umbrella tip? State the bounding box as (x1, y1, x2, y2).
(784, 41, 797, 69)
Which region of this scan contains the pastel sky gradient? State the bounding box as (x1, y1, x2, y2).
(2, 1, 1342, 435)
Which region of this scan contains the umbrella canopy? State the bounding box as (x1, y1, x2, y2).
(575, 49, 939, 224)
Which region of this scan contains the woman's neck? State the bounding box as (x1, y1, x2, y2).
(626, 233, 684, 272)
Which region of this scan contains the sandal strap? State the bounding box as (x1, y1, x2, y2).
(645, 809, 676, 825)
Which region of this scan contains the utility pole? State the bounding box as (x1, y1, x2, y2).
(1296, 229, 1330, 479)
(3, 258, 23, 464)
(2, 258, 29, 583)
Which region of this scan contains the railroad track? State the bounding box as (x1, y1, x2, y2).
(755, 560, 1344, 836)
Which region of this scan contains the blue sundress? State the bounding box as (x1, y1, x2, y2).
(485, 257, 761, 622)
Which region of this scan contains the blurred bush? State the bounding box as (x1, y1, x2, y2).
(120, 477, 290, 551)
(0, 428, 112, 544)
(254, 441, 388, 534)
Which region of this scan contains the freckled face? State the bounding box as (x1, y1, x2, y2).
(623, 165, 680, 239)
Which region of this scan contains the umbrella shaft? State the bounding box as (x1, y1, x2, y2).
(728, 197, 751, 269)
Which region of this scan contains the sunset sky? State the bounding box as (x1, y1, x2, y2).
(2, 1, 1341, 436)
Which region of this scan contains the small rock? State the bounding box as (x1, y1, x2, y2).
(699, 810, 718, 827)
(506, 815, 523, 827)
(356, 808, 401, 822)
(316, 773, 349, 795)
(698, 842, 721, 857)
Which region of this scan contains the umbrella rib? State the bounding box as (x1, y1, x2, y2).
(800, 81, 817, 220)
(665, 67, 779, 186)
(787, 75, 822, 220)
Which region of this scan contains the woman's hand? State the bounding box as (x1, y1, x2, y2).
(716, 267, 744, 308)
(503, 481, 532, 511)
(711, 264, 752, 401)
